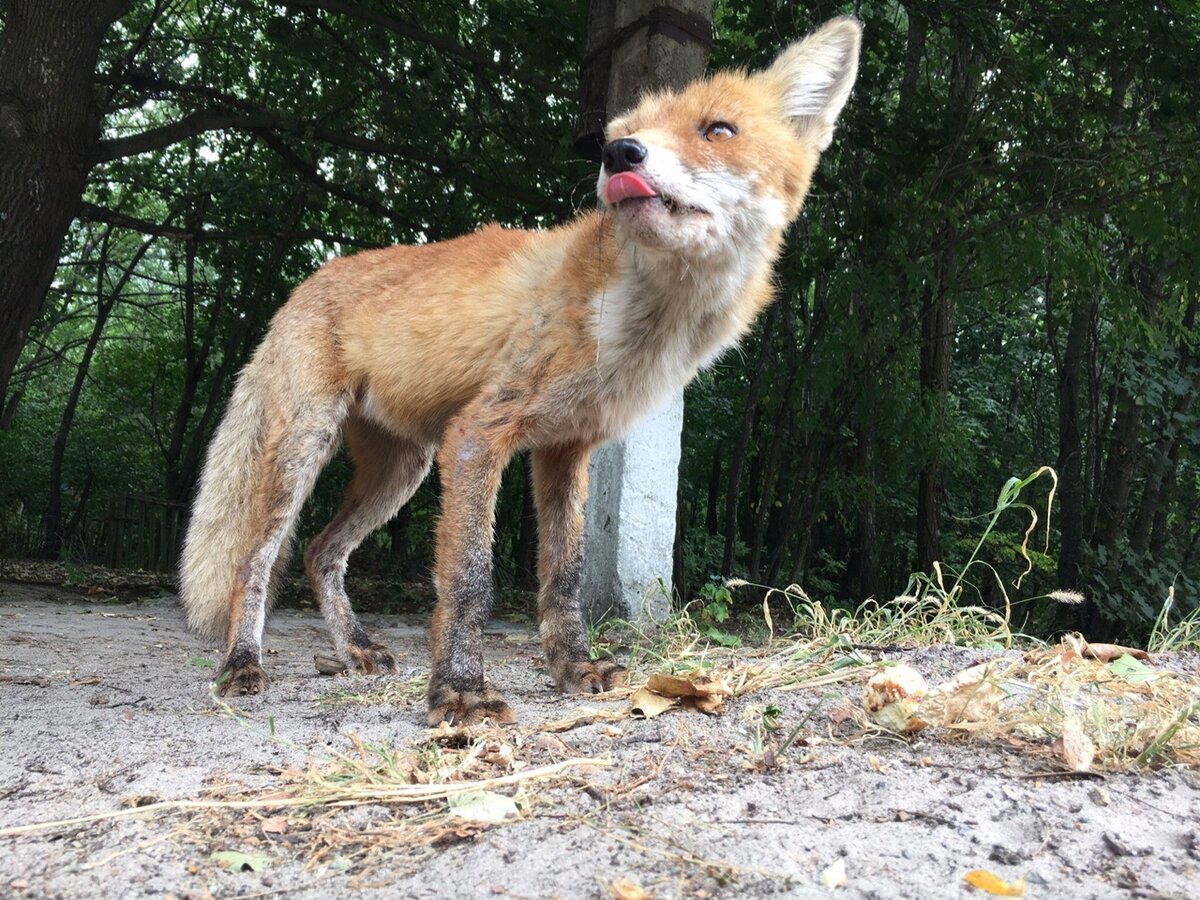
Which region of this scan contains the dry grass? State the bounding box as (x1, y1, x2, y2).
(318, 675, 428, 707)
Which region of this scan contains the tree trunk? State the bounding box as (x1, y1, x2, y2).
(916, 273, 953, 573)
(720, 304, 778, 575)
(915, 15, 975, 574)
(44, 230, 155, 558)
(1052, 299, 1092, 593)
(848, 419, 882, 601)
(704, 450, 720, 536)
(0, 0, 128, 403)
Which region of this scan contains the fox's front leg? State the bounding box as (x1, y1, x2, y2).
(426, 417, 517, 726)
(532, 443, 626, 693)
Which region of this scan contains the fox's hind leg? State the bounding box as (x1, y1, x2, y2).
(531, 443, 625, 694)
(217, 393, 351, 696)
(305, 416, 434, 673)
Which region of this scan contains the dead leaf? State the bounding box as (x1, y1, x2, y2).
(1060, 717, 1095, 772)
(610, 878, 653, 900)
(963, 868, 1026, 896)
(827, 705, 854, 724)
(447, 789, 519, 822)
(819, 857, 848, 889)
(260, 816, 288, 835)
(646, 671, 733, 698)
(916, 663, 1004, 730)
(687, 693, 725, 715)
(1082, 642, 1150, 662)
(70, 676, 101, 687)
(528, 733, 571, 756)
(630, 687, 675, 719)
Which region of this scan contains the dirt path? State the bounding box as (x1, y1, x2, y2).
(1, 581, 1198, 898)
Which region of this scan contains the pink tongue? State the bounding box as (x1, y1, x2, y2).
(606, 171, 658, 204)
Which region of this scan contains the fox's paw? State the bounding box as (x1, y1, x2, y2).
(556, 659, 626, 694)
(215, 662, 270, 697)
(347, 642, 399, 675)
(426, 681, 516, 727)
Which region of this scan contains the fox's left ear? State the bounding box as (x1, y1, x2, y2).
(761, 16, 862, 150)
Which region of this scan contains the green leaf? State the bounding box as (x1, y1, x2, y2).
(700, 624, 742, 647)
(1109, 654, 1157, 684)
(190, 657, 215, 668)
(447, 789, 519, 822)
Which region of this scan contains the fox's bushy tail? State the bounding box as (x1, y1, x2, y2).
(179, 365, 269, 640)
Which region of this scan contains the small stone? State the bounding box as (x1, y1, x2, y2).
(1103, 832, 1152, 857)
(1088, 787, 1111, 807)
(1025, 868, 1053, 886)
(990, 845, 1027, 865)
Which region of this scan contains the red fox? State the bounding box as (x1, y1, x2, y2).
(181, 17, 861, 725)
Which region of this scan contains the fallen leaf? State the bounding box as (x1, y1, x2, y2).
(70, 676, 101, 686)
(610, 878, 653, 900)
(447, 789, 519, 822)
(1060, 717, 1095, 772)
(819, 857, 847, 889)
(121, 794, 159, 808)
(688, 693, 725, 715)
(260, 816, 288, 835)
(1109, 653, 1157, 684)
(827, 705, 854, 724)
(916, 663, 1004, 730)
(963, 869, 1025, 896)
(210, 850, 273, 872)
(1083, 642, 1150, 662)
(528, 733, 571, 756)
(630, 687, 675, 719)
(646, 671, 733, 698)
(478, 740, 516, 767)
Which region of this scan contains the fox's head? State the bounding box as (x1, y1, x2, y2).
(597, 17, 861, 257)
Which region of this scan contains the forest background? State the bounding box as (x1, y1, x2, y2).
(0, 0, 1196, 642)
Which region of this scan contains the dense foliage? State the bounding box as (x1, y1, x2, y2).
(1, 1, 1196, 640)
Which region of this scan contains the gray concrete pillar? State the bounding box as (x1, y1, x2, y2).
(578, 1, 712, 624)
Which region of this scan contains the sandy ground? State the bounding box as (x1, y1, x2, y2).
(1, 579, 1199, 899)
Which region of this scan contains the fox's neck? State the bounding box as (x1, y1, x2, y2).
(583, 213, 780, 412)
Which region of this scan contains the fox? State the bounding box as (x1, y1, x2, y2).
(180, 16, 862, 725)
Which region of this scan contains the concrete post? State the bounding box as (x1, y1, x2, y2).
(577, 1, 713, 624)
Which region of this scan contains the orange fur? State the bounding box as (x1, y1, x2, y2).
(180, 17, 863, 718)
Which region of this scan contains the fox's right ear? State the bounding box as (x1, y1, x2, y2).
(761, 16, 862, 150)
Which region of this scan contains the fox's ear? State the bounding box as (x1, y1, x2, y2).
(762, 16, 862, 150)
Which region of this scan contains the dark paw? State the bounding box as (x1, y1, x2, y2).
(215, 661, 270, 697)
(556, 659, 626, 694)
(426, 681, 516, 727)
(347, 642, 399, 675)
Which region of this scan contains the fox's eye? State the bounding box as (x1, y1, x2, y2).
(703, 122, 737, 142)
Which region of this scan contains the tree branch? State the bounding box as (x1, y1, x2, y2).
(94, 108, 568, 215)
(78, 202, 383, 248)
(255, 130, 425, 233)
(282, 0, 569, 99)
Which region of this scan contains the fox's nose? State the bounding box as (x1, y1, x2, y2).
(602, 138, 648, 174)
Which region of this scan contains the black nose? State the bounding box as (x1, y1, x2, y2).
(602, 138, 648, 174)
